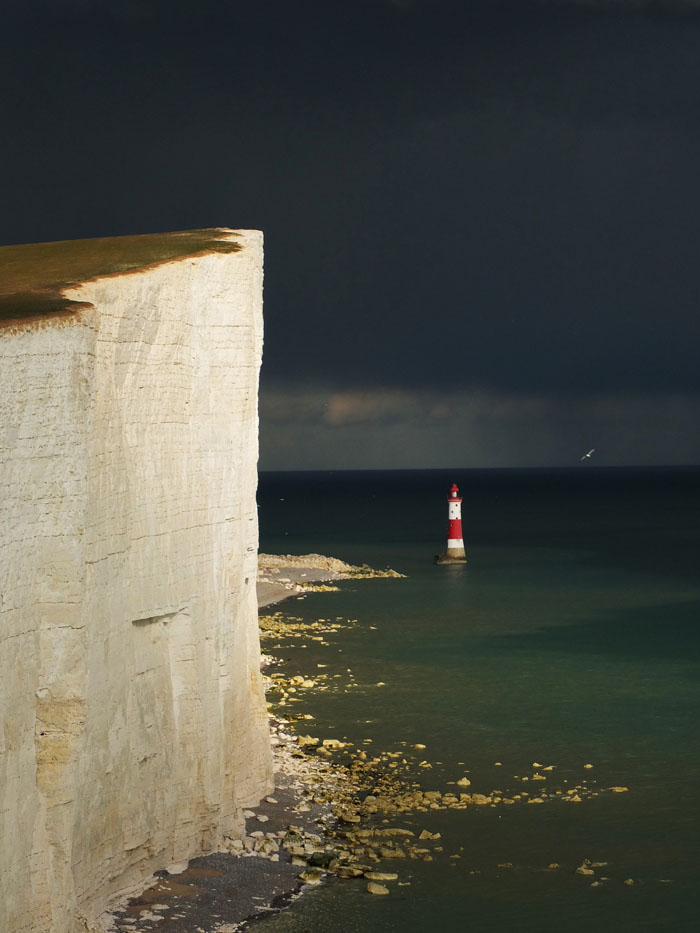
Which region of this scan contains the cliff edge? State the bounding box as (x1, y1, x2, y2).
(0, 229, 273, 931)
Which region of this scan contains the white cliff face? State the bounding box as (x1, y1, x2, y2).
(0, 230, 272, 932)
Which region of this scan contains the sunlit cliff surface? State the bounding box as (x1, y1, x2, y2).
(0, 228, 273, 931)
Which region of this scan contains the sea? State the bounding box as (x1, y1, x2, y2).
(254, 467, 700, 932)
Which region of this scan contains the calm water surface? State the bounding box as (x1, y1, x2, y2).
(254, 468, 700, 932)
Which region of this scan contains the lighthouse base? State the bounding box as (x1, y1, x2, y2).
(434, 552, 467, 565)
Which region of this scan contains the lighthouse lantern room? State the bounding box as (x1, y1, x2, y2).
(435, 482, 467, 564)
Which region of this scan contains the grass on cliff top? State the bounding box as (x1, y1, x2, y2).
(0, 228, 242, 327)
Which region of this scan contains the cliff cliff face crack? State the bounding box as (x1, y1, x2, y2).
(132, 608, 187, 627)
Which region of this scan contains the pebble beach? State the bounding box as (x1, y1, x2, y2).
(100, 554, 406, 933)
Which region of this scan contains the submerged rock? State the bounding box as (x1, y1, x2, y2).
(379, 847, 406, 859)
(307, 850, 338, 868)
(465, 793, 492, 806)
(337, 809, 361, 824)
(367, 882, 390, 895)
(337, 866, 365, 879)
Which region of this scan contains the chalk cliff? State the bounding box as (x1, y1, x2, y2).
(0, 229, 273, 931)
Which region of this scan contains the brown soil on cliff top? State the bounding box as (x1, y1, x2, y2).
(0, 228, 242, 329)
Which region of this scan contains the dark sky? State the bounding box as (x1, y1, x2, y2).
(3, 0, 700, 468)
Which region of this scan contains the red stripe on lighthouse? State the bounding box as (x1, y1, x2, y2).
(448, 518, 463, 541)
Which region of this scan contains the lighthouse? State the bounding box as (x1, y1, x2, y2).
(435, 482, 467, 564)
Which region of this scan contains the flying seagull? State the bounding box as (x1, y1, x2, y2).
(579, 448, 595, 462)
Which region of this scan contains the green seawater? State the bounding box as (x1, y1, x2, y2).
(254, 469, 700, 931)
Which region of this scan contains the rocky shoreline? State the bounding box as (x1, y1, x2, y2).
(99, 554, 629, 932)
(97, 554, 407, 932)
(256, 552, 403, 608)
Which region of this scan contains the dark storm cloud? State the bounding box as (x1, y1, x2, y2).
(260, 385, 700, 468)
(2, 0, 700, 436)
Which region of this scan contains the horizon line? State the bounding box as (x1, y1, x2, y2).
(259, 463, 700, 475)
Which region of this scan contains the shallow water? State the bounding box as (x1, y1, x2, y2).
(255, 468, 700, 931)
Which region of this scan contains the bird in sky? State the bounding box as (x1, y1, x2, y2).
(579, 448, 596, 461)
